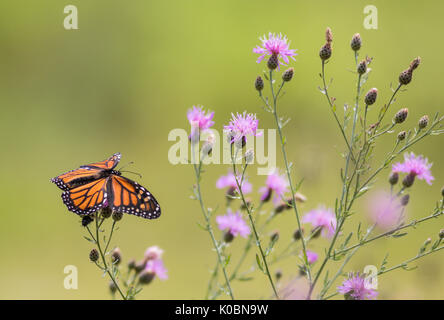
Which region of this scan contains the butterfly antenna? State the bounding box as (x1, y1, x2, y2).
(118, 161, 134, 171)
(120, 170, 143, 178)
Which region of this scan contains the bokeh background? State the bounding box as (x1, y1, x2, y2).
(0, 0, 443, 299)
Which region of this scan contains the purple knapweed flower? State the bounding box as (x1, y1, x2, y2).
(337, 273, 378, 300)
(187, 105, 215, 142)
(145, 258, 168, 280)
(392, 152, 434, 185)
(253, 32, 297, 68)
(259, 170, 289, 204)
(224, 111, 260, 145)
(144, 246, 164, 261)
(302, 206, 337, 238)
(216, 171, 252, 195)
(216, 209, 251, 238)
(367, 191, 404, 230)
(304, 250, 319, 264)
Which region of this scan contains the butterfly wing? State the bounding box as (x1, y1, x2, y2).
(109, 175, 161, 219)
(51, 153, 121, 191)
(61, 178, 109, 215)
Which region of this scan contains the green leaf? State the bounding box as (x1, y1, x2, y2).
(256, 254, 264, 272)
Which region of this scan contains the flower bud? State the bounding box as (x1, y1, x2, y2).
(138, 270, 155, 285)
(389, 172, 399, 185)
(224, 231, 234, 243)
(282, 68, 294, 82)
(128, 259, 136, 270)
(325, 27, 333, 43)
(364, 88, 378, 105)
(400, 194, 410, 206)
(402, 173, 416, 188)
(399, 69, 413, 85)
(293, 228, 304, 241)
(101, 207, 112, 219)
(397, 131, 406, 141)
(134, 261, 146, 274)
(311, 226, 322, 239)
(409, 57, 421, 71)
(109, 281, 117, 294)
(418, 115, 429, 129)
(82, 215, 94, 227)
(439, 229, 444, 239)
(275, 269, 282, 281)
(319, 43, 332, 60)
(111, 248, 122, 265)
(441, 186, 444, 197)
(350, 33, 361, 51)
(261, 188, 272, 203)
(357, 60, 367, 75)
(89, 249, 99, 262)
(255, 76, 264, 91)
(394, 108, 408, 124)
(112, 211, 123, 222)
(270, 231, 279, 243)
(267, 54, 279, 70)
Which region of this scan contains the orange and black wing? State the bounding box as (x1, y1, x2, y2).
(62, 178, 109, 215)
(109, 175, 161, 219)
(51, 153, 120, 191)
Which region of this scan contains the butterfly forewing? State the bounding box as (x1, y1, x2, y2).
(81, 152, 121, 170)
(109, 175, 161, 219)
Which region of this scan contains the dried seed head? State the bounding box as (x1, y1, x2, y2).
(138, 270, 155, 285)
(319, 43, 332, 61)
(364, 88, 378, 105)
(357, 60, 367, 74)
(402, 173, 416, 188)
(101, 207, 112, 219)
(399, 69, 413, 85)
(394, 108, 409, 123)
(111, 248, 122, 265)
(293, 228, 304, 241)
(397, 131, 406, 141)
(325, 27, 333, 43)
(224, 231, 234, 243)
(418, 115, 429, 129)
(282, 67, 294, 82)
(89, 249, 99, 262)
(400, 194, 410, 206)
(409, 57, 421, 71)
(255, 76, 264, 91)
(267, 54, 279, 70)
(389, 172, 399, 185)
(350, 33, 362, 51)
(112, 211, 123, 222)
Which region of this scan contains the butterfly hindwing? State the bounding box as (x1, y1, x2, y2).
(109, 175, 161, 219)
(62, 178, 109, 216)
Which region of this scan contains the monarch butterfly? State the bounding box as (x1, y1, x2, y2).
(51, 153, 161, 219)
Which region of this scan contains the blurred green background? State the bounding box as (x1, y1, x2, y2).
(0, 0, 443, 299)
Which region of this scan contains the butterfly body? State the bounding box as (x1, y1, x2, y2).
(52, 153, 161, 219)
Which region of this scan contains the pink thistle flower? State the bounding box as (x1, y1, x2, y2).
(253, 32, 297, 68)
(302, 206, 337, 238)
(224, 111, 260, 144)
(144, 246, 164, 261)
(216, 209, 251, 238)
(337, 273, 378, 300)
(187, 105, 215, 141)
(392, 152, 434, 185)
(145, 259, 168, 280)
(367, 191, 405, 230)
(259, 170, 289, 204)
(303, 250, 318, 264)
(216, 171, 252, 195)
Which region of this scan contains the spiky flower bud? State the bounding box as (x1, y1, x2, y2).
(402, 173, 416, 188)
(319, 43, 332, 60)
(82, 215, 94, 227)
(439, 229, 444, 239)
(128, 259, 136, 270)
(389, 172, 399, 185)
(138, 270, 155, 285)
(399, 69, 413, 85)
(364, 88, 378, 105)
(397, 131, 406, 141)
(357, 60, 367, 75)
(224, 231, 234, 243)
(293, 228, 304, 241)
(112, 211, 123, 222)
(101, 207, 112, 219)
(418, 115, 429, 129)
(267, 54, 279, 70)
(394, 108, 408, 124)
(400, 194, 410, 206)
(350, 33, 361, 51)
(282, 68, 294, 82)
(275, 269, 283, 281)
(270, 231, 279, 243)
(111, 248, 122, 265)
(255, 76, 264, 91)
(89, 249, 99, 262)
